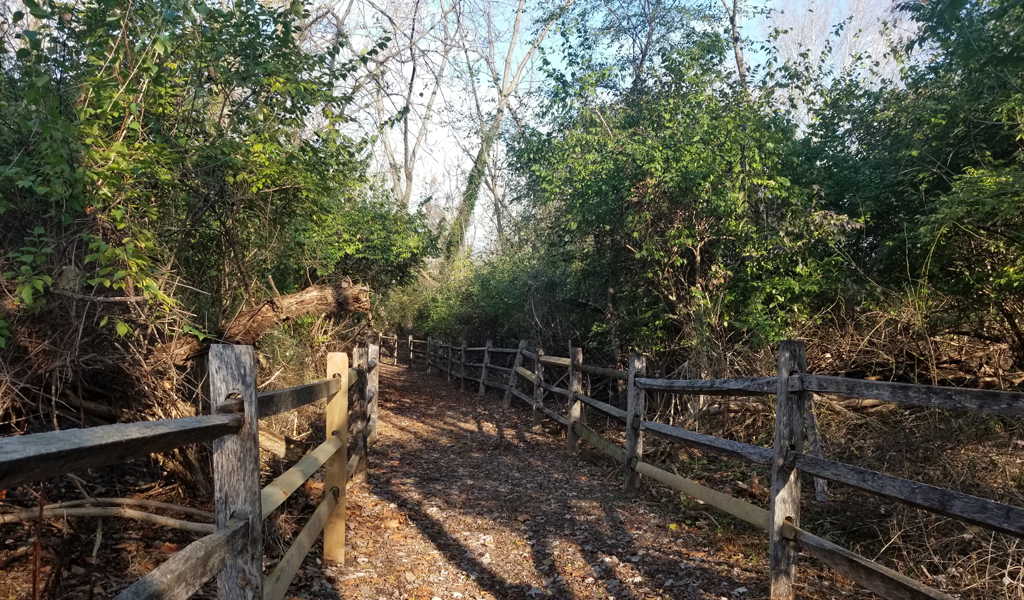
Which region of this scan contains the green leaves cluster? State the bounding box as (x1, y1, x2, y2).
(1, 0, 432, 348)
(409, 0, 1024, 368)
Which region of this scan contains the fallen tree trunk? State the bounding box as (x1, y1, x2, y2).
(153, 282, 370, 366)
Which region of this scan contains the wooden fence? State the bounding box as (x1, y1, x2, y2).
(421, 337, 1024, 600)
(0, 342, 382, 600)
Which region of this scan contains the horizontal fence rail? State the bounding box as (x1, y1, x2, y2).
(2, 341, 380, 600)
(0, 414, 243, 490)
(419, 335, 1023, 600)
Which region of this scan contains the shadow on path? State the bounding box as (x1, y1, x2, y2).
(321, 364, 768, 600)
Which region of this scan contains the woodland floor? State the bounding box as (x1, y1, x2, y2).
(1, 362, 873, 600)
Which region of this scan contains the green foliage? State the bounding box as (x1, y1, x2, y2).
(1, 0, 431, 341)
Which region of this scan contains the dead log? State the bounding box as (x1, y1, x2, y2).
(153, 283, 370, 366)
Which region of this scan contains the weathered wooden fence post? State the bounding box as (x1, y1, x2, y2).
(460, 340, 467, 390)
(323, 352, 349, 564)
(209, 345, 262, 600)
(567, 346, 583, 455)
(532, 347, 546, 428)
(407, 335, 414, 369)
(503, 340, 527, 407)
(770, 340, 808, 600)
(478, 340, 492, 396)
(367, 342, 380, 445)
(446, 342, 453, 381)
(352, 346, 369, 484)
(624, 353, 646, 495)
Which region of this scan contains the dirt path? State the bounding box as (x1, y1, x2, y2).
(314, 364, 771, 600)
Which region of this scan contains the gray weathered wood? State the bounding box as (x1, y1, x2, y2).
(574, 392, 627, 421)
(264, 487, 339, 600)
(260, 436, 343, 519)
(488, 365, 513, 373)
(503, 341, 527, 407)
(624, 353, 646, 495)
(804, 401, 829, 502)
(509, 387, 533, 406)
(257, 378, 342, 419)
(770, 340, 807, 600)
(352, 347, 369, 483)
(800, 374, 1024, 416)
(367, 343, 380, 444)
(521, 349, 538, 360)
(478, 340, 492, 396)
(209, 345, 263, 600)
(786, 525, 955, 600)
(635, 376, 785, 395)
(536, 403, 569, 426)
(640, 421, 774, 464)
(576, 363, 628, 380)
(540, 381, 571, 397)
(446, 341, 453, 380)
(532, 348, 546, 428)
(0, 414, 241, 491)
(112, 520, 248, 600)
(567, 347, 583, 455)
(792, 452, 1024, 538)
(573, 421, 625, 462)
(499, 341, 524, 405)
(487, 347, 519, 354)
(323, 352, 348, 564)
(459, 340, 467, 389)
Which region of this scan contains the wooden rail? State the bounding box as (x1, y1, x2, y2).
(419, 335, 1024, 600)
(1, 342, 378, 600)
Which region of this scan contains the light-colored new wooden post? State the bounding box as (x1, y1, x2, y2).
(478, 340, 492, 396)
(624, 353, 646, 495)
(459, 340, 467, 390)
(567, 346, 583, 455)
(367, 343, 380, 445)
(323, 352, 349, 564)
(407, 335, 414, 369)
(770, 340, 808, 600)
(532, 347, 546, 428)
(503, 340, 527, 407)
(352, 346, 369, 484)
(209, 345, 263, 600)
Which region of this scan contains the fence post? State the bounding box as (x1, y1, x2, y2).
(352, 346, 369, 484)
(532, 347, 546, 428)
(323, 352, 349, 564)
(624, 353, 646, 495)
(367, 342, 380, 445)
(209, 345, 262, 600)
(479, 340, 492, 396)
(567, 346, 583, 455)
(407, 335, 414, 369)
(460, 340, 467, 390)
(770, 340, 808, 600)
(503, 340, 527, 407)
(446, 342, 452, 381)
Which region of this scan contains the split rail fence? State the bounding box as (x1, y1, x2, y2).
(0, 342, 382, 600)
(420, 337, 1024, 600)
